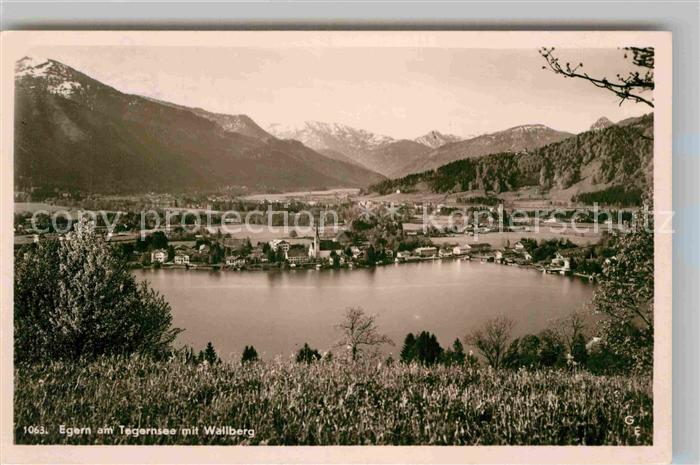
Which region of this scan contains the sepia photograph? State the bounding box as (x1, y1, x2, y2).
(0, 30, 673, 462)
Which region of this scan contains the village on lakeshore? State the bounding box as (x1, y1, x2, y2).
(14, 189, 630, 280)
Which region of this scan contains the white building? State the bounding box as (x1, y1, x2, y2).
(453, 245, 470, 256)
(270, 240, 291, 254)
(174, 253, 190, 265)
(415, 246, 437, 258)
(151, 249, 167, 263)
(439, 249, 453, 258)
(226, 256, 246, 268)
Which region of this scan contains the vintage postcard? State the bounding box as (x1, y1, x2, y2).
(0, 31, 672, 464)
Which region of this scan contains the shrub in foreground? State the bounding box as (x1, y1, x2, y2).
(14, 221, 181, 362)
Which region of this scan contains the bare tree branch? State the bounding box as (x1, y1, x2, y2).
(465, 316, 514, 369)
(539, 47, 654, 108)
(335, 307, 394, 361)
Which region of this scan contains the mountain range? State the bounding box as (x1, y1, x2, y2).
(399, 124, 575, 175)
(266, 122, 576, 179)
(14, 57, 385, 194)
(267, 121, 435, 177)
(14, 56, 644, 197)
(370, 114, 653, 206)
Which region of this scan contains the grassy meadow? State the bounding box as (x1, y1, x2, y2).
(15, 356, 652, 446)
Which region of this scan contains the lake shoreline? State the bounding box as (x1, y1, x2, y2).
(131, 255, 598, 283)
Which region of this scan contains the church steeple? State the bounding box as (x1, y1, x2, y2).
(310, 225, 320, 259)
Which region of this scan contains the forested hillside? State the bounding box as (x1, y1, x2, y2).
(370, 114, 653, 205)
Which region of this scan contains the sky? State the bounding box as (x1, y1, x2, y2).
(26, 45, 652, 139)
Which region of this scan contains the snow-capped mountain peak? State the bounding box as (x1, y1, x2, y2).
(15, 56, 84, 98)
(15, 56, 53, 77)
(267, 120, 394, 151)
(415, 130, 462, 149)
(509, 124, 548, 132)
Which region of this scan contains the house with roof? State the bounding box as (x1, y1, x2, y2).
(270, 239, 291, 254)
(550, 252, 571, 271)
(439, 248, 453, 258)
(452, 245, 470, 256)
(334, 230, 353, 245)
(174, 252, 190, 265)
(151, 249, 167, 264)
(226, 255, 246, 268)
(415, 246, 437, 258)
(287, 247, 310, 265)
(465, 243, 492, 254)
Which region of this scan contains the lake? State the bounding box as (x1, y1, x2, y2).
(134, 260, 595, 361)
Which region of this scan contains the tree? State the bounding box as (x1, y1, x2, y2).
(241, 345, 258, 363)
(414, 331, 443, 365)
(442, 338, 466, 366)
(540, 47, 654, 107)
(400, 333, 417, 363)
(400, 331, 443, 365)
(14, 220, 181, 363)
(296, 343, 321, 364)
(465, 350, 479, 368)
(335, 307, 394, 360)
(570, 332, 589, 367)
(181, 346, 198, 365)
(330, 250, 341, 269)
(150, 230, 169, 250)
(365, 245, 377, 266)
(555, 310, 589, 357)
(241, 238, 253, 256)
(503, 335, 541, 369)
(209, 243, 224, 265)
(538, 329, 566, 368)
(465, 316, 514, 369)
(592, 200, 654, 373)
(202, 342, 220, 364)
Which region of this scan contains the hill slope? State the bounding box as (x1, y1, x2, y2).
(14, 57, 384, 194)
(370, 115, 653, 205)
(369, 140, 433, 178)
